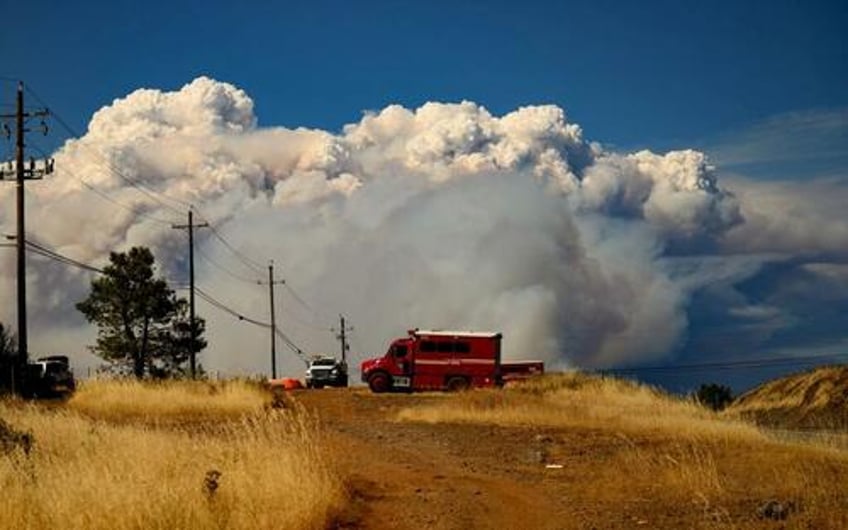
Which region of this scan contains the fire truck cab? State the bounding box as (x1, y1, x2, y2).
(360, 329, 542, 393)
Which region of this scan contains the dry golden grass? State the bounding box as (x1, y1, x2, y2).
(399, 372, 765, 442)
(67, 378, 272, 424)
(725, 365, 848, 430)
(573, 437, 848, 529)
(731, 365, 848, 411)
(398, 372, 848, 527)
(0, 381, 345, 530)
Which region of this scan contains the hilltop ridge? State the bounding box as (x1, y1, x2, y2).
(726, 365, 848, 429)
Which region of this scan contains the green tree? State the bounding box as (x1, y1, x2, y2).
(150, 299, 208, 378)
(695, 383, 734, 411)
(76, 246, 205, 378)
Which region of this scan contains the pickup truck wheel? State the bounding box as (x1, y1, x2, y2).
(368, 372, 391, 393)
(446, 376, 470, 392)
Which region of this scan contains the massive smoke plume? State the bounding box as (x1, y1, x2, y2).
(1, 77, 844, 377)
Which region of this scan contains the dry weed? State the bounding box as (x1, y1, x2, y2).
(0, 383, 344, 530)
(67, 378, 271, 424)
(400, 372, 764, 443)
(398, 372, 848, 527)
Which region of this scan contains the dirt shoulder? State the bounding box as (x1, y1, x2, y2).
(294, 389, 848, 529)
(296, 389, 570, 529)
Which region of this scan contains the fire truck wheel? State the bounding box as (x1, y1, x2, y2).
(446, 376, 470, 392)
(368, 372, 391, 393)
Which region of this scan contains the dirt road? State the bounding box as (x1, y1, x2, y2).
(295, 389, 691, 529)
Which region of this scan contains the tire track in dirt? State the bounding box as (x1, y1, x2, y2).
(296, 390, 569, 529)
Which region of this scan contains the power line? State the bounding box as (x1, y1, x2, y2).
(11, 238, 847, 379)
(349, 331, 368, 364)
(22, 240, 188, 294)
(274, 326, 310, 364)
(284, 283, 315, 311)
(602, 352, 848, 376)
(24, 239, 104, 274)
(195, 282, 309, 367)
(194, 236, 333, 332)
(29, 143, 178, 226)
(268, 262, 279, 378)
(22, 83, 273, 275)
(333, 314, 352, 364)
(26, 246, 101, 273)
(195, 286, 271, 328)
(22, 83, 191, 217)
(280, 305, 335, 331)
(200, 219, 265, 274)
(183, 209, 270, 278)
(22, 82, 289, 296)
(282, 283, 335, 325)
(194, 244, 263, 284)
(76, 178, 178, 225)
(0, 80, 54, 395)
(20, 82, 339, 336)
(255, 264, 336, 329)
(172, 210, 209, 379)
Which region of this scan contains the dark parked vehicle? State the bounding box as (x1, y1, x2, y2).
(26, 355, 76, 398)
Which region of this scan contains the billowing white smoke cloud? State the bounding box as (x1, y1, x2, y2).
(0, 77, 747, 375)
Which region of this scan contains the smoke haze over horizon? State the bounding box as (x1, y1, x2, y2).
(1, 77, 846, 382)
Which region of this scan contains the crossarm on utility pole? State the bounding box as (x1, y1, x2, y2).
(265, 262, 287, 378)
(0, 81, 54, 396)
(172, 209, 208, 378)
(334, 315, 353, 364)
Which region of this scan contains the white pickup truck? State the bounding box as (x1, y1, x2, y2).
(305, 357, 348, 388)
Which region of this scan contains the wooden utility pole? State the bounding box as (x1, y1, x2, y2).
(0, 81, 53, 394)
(335, 314, 353, 364)
(268, 262, 277, 379)
(13, 84, 24, 393)
(172, 209, 208, 378)
(269, 263, 276, 379)
(261, 263, 286, 379)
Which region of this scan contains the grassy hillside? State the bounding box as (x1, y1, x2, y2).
(725, 365, 848, 430)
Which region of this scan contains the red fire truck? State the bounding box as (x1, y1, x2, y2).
(360, 329, 544, 393)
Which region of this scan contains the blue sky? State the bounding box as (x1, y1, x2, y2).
(2, 1, 847, 391)
(3, 0, 846, 150)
